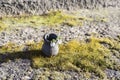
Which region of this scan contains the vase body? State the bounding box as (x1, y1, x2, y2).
(42, 33, 60, 56)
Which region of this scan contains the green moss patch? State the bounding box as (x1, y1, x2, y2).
(0, 10, 108, 31)
(0, 37, 119, 78)
(0, 11, 84, 31)
(32, 38, 111, 78)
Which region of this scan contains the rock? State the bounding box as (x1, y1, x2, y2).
(22, 76, 31, 80)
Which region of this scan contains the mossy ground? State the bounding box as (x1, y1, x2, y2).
(0, 10, 117, 79)
(0, 10, 108, 31)
(0, 37, 120, 78)
(0, 11, 84, 31)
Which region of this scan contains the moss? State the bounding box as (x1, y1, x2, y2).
(0, 11, 84, 31)
(0, 10, 109, 31)
(25, 41, 43, 50)
(0, 41, 43, 54)
(0, 20, 7, 31)
(48, 71, 65, 80)
(32, 37, 111, 78)
(0, 37, 119, 78)
(33, 71, 71, 80)
(0, 42, 24, 53)
(40, 11, 67, 26)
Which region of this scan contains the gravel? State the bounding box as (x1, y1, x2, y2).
(0, 26, 120, 80)
(0, 22, 120, 45)
(0, 59, 33, 80)
(0, 59, 99, 80)
(0, 59, 120, 80)
(106, 69, 120, 80)
(0, 7, 120, 80)
(0, 0, 120, 16)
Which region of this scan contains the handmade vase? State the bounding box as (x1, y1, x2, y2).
(42, 33, 61, 57)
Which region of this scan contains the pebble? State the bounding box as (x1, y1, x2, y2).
(105, 69, 120, 80)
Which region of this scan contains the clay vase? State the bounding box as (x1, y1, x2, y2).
(42, 33, 61, 57)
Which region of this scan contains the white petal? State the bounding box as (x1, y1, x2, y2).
(50, 42, 55, 47)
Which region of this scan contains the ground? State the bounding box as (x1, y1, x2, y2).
(0, 8, 120, 80)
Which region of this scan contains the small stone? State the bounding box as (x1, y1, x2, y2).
(85, 33, 91, 36)
(22, 76, 31, 80)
